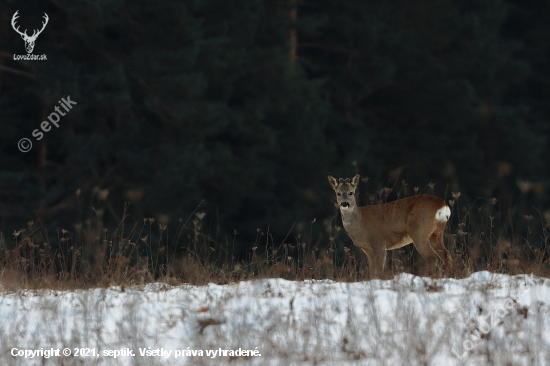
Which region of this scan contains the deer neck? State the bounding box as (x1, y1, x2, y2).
(340, 204, 361, 227)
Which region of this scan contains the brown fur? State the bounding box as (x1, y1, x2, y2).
(328, 173, 453, 278)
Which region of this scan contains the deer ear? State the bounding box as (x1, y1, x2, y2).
(327, 174, 338, 189)
(351, 172, 361, 188)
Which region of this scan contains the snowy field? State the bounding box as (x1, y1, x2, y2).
(1, 271, 549, 366)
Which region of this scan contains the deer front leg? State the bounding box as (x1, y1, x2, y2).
(361, 246, 386, 280)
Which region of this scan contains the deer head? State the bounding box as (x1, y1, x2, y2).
(12, 11, 49, 54)
(327, 172, 361, 211)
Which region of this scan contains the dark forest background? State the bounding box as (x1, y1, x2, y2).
(1, 0, 550, 280)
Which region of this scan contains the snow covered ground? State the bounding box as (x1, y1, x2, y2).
(1, 271, 549, 366)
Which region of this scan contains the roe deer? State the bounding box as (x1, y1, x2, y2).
(327, 172, 452, 278)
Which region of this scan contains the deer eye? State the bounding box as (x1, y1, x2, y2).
(349, 192, 353, 195)
(337, 193, 341, 196)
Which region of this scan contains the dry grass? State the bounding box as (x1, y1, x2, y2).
(1, 192, 549, 291)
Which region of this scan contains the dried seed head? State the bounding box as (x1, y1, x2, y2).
(157, 214, 169, 225)
(517, 180, 533, 193)
(196, 212, 206, 220)
(452, 192, 461, 199)
(125, 188, 144, 202)
(93, 188, 109, 201)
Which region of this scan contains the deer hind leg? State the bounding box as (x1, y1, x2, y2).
(410, 236, 439, 277)
(361, 247, 387, 280)
(429, 229, 453, 274)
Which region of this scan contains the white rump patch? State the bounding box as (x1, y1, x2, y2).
(435, 206, 451, 222)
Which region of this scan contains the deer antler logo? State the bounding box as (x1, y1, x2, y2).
(11, 11, 49, 54)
